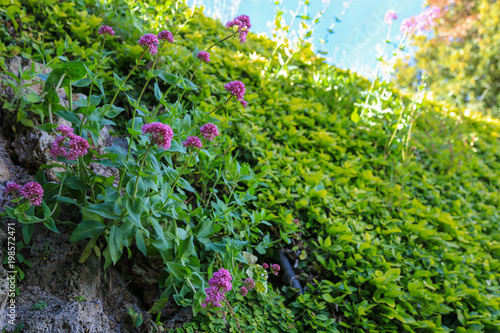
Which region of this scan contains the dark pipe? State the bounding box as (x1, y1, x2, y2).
(278, 249, 303, 294)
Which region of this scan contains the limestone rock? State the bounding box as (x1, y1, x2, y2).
(4, 286, 112, 333)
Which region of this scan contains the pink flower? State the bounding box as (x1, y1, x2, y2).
(208, 268, 232, 293)
(240, 286, 248, 296)
(262, 263, 268, 269)
(20, 181, 44, 207)
(139, 33, 159, 55)
(202, 268, 233, 308)
(224, 81, 247, 107)
(4, 183, 20, 195)
(66, 133, 90, 160)
(182, 136, 203, 149)
(271, 264, 280, 275)
(142, 122, 174, 150)
(384, 10, 397, 25)
(200, 123, 219, 142)
(56, 125, 74, 136)
(244, 278, 255, 291)
(98, 25, 115, 37)
(202, 286, 226, 308)
(158, 30, 174, 43)
(400, 5, 441, 34)
(196, 51, 210, 63)
(226, 15, 251, 43)
(400, 18, 416, 33)
(50, 127, 89, 161)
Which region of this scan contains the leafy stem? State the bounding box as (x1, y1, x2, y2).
(102, 49, 147, 116)
(80, 37, 107, 136)
(133, 146, 151, 198)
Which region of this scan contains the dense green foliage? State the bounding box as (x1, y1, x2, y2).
(396, 0, 500, 117)
(2, 0, 500, 332)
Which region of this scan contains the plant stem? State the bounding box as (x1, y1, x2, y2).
(160, 148, 200, 210)
(102, 49, 147, 116)
(80, 37, 107, 136)
(133, 146, 151, 198)
(68, 81, 72, 112)
(359, 25, 392, 119)
(149, 31, 237, 121)
(186, 278, 197, 294)
(224, 299, 245, 333)
(128, 42, 166, 154)
(49, 73, 67, 125)
(50, 168, 69, 215)
(181, 96, 234, 137)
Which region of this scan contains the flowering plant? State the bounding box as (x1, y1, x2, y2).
(1, 14, 278, 320)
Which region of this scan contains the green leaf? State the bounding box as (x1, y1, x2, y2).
(177, 236, 195, 259)
(104, 104, 125, 118)
(178, 178, 195, 192)
(166, 262, 192, 279)
(43, 217, 60, 234)
(196, 220, 214, 238)
(154, 80, 162, 101)
(54, 110, 82, 125)
(83, 202, 121, 219)
(22, 224, 34, 245)
(149, 297, 169, 314)
(43, 62, 88, 92)
(126, 177, 146, 198)
(79, 236, 98, 263)
(70, 220, 106, 242)
(64, 176, 89, 190)
(72, 77, 92, 88)
(135, 230, 147, 255)
(351, 109, 360, 123)
(109, 225, 123, 264)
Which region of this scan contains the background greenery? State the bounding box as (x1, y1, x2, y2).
(1, 0, 500, 332)
(396, 0, 500, 118)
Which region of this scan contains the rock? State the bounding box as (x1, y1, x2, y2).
(0, 265, 9, 330)
(0, 135, 32, 209)
(4, 286, 112, 333)
(5, 56, 22, 77)
(0, 153, 11, 181)
(0, 225, 146, 332)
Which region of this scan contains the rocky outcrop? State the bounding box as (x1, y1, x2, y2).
(0, 57, 154, 332)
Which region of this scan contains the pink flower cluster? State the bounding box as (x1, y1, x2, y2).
(49, 126, 89, 161)
(202, 268, 232, 308)
(200, 123, 219, 142)
(4, 183, 20, 195)
(400, 6, 441, 33)
(244, 277, 255, 290)
(197, 51, 210, 63)
(262, 263, 280, 275)
(224, 81, 247, 107)
(239, 277, 255, 296)
(142, 122, 173, 150)
(158, 30, 174, 43)
(226, 15, 251, 43)
(384, 10, 397, 25)
(182, 136, 202, 149)
(98, 25, 115, 37)
(20, 182, 44, 206)
(139, 33, 159, 55)
(4, 181, 44, 206)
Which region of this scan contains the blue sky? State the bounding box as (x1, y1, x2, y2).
(189, 0, 426, 75)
